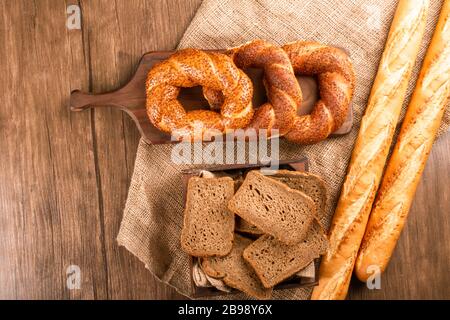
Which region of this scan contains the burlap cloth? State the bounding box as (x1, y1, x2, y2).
(117, 0, 449, 299)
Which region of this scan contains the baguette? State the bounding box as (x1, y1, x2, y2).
(355, 0, 450, 281)
(311, 0, 430, 300)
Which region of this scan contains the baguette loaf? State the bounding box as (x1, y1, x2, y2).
(311, 0, 430, 300)
(355, 0, 450, 281)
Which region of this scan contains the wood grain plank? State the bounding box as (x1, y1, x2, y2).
(77, 0, 200, 299)
(0, 0, 106, 299)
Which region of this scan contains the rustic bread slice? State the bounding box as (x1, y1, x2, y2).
(234, 175, 264, 235)
(243, 219, 328, 288)
(201, 234, 272, 299)
(228, 170, 316, 244)
(270, 170, 327, 225)
(181, 176, 235, 257)
(235, 217, 264, 235)
(236, 170, 327, 234)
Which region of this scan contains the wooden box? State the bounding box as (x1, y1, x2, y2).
(181, 158, 320, 298)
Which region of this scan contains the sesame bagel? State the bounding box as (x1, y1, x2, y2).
(146, 48, 254, 140)
(204, 40, 302, 137)
(283, 41, 355, 144)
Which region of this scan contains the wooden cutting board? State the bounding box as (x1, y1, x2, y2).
(69, 50, 353, 144)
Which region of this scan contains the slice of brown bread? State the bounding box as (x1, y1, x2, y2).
(243, 220, 328, 288)
(270, 170, 327, 225)
(234, 175, 264, 236)
(234, 176, 264, 235)
(235, 170, 328, 234)
(181, 176, 235, 257)
(235, 217, 264, 235)
(228, 170, 316, 245)
(201, 234, 272, 299)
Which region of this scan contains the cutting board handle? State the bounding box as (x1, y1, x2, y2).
(70, 89, 129, 111)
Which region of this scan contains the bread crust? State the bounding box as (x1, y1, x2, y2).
(311, 0, 430, 300)
(355, 0, 450, 282)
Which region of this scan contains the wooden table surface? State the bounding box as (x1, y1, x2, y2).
(0, 0, 449, 300)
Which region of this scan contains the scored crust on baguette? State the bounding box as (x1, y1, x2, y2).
(243, 219, 328, 288)
(201, 234, 272, 300)
(311, 0, 430, 300)
(228, 170, 316, 245)
(181, 177, 235, 257)
(355, 0, 450, 281)
(269, 170, 328, 227)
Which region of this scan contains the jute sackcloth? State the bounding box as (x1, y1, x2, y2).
(117, 0, 449, 299)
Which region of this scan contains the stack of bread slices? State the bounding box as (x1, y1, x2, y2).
(181, 170, 329, 299)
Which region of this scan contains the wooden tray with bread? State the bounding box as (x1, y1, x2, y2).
(69, 43, 354, 144)
(181, 158, 329, 299)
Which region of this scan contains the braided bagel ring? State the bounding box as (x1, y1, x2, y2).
(282, 41, 355, 144)
(146, 48, 254, 139)
(204, 40, 302, 136)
